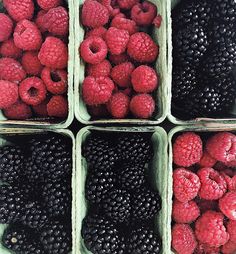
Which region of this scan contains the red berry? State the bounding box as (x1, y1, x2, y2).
(195, 243, 220, 254)
(22, 51, 43, 76)
(14, 19, 42, 51)
(111, 62, 135, 88)
(111, 16, 138, 35)
(3, 100, 32, 120)
(173, 168, 201, 202)
(127, 32, 158, 63)
(80, 36, 108, 64)
(131, 65, 158, 93)
(37, 0, 62, 11)
(82, 0, 109, 28)
(219, 192, 236, 220)
(38, 36, 68, 69)
(35, 10, 47, 33)
(197, 167, 227, 200)
(173, 132, 203, 167)
(0, 57, 26, 84)
(117, 0, 139, 10)
(19, 77, 47, 106)
(86, 27, 107, 40)
(0, 14, 13, 42)
(32, 99, 48, 117)
(82, 76, 115, 105)
(47, 95, 68, 118)
(206, 132, 236, 163)
(225, 160, 236, 167)
(199, 151, 217, 168)
(195, 211, 229, 247)
(0, 39, 22, 59)
(87, 60, 111, 78)
(0, 80, 19, 109)
(172, 224, 197, 254)
(130, 94, 155, 119)
(227, 220, 236, 243)
(109, 53, 129, 65)
(221, 172, 236, 192)
(41, 67, 67, 95)
(131, 1, 157, 26)
(153, 14, 162, 28)
(222, 240, 236, 254)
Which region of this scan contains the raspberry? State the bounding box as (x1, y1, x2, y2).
(221, 172, 236, 192)
(43, 7, 69, 36)
(195, 243, 220, 254)
(111, 16, 138, 35)
(0, 14, 13, 42)
(33, 99, 48, 117)
(197, 199, 218, 214)
(111, 62, 135, 88)
(86, 27, 107, 40)
(227, 220, 236, 243)
(172, 199, 200, 224)
(173, 168, 201, 202)
(82, 76, 115, 105)
(19, 77, 47, 106)
(109, 53, 129, 65)
(172, 224, 197, 254)
(41, 67, 67, 95)
(173, 132, 203, 167)
(3, 100, 32, 120)
(87, 60, 111, 77)
(105, 27, 130, 55)
(38, 36, 68, 69)
(3, 0, 34, 21)
(107, 92, 130, 118)
(206, 132, 236, 163)
(219, 192, 236, 220)
(80, 36, 107, 64)
(82, 0, 109, 28)
(0, 39, 22, 59)
(47, 95, 68, 118)
(199, 151, 217, 168)
(222, 240, 236, 254)
(22, 51, 43, 76)
(197, 167, 227, 200)
(131, 65, 158, 93)
(0, 80, 18, 109)
(14, 19, 42, 51)
(195, 211, 229, 247)
(127, 32, 158, 63)
(0, 57, 26, 83)
(88, 104, 109, 117)
(131, 1, 157, 26)
(35, 10, 47, 33)
(37, 0, 62, 11)
(130, 93, 155, 119)
(117, 0, 139, 10)
(153, 14, 162, 28)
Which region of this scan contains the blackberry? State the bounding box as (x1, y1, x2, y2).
(101, 189, 131, 223)
(83, 134, 118, 169)
(85, 166, 116, 204)
(127, 227, 162, 254)
(40, 221, 72, 254)
(42, 177, 71, 217)
(82, 214, 124, 254)
(117, 133, 153, 163)
(202, 41, 236, 78)
(132, 187, 161, 220)
(214, 0, 236, 23)
(25, 158, 45, 183)
(0, 145, 24, 183)
(209, 22, 236, 44)
(173, 24, 208, 67)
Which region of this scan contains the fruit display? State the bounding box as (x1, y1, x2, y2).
(0, 0, 69, 121)
(171, 0, 236, 120)
(79, 0, 163, 120)
(0, 133, 72, 254)
(81, 131, 163, 253)
(171, 131, 236, 254)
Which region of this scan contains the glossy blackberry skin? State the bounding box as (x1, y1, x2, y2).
(0, 146, 24, 183)
(127, 227, 162, 254)
(40, 221, 72, 254)
(101, 189, 131, 223)
(82, 214, 124, 254)
(209, 22, 236, 44)
(214, 0, 236, 23)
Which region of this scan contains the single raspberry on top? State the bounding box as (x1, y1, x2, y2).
(199, 151, 217, 168)
(0, 80, 19, 109)
(172, 224, 197, 254)
(47, 95, 68, 118)
(37, 0, 62, 10)
(173, 168, 201, 202)
(3, 100, 32, 120)
(117, 0, 139, 10)
(219, 192, 236, 220)
(87, 60, 112, 77)
(111, 16, 138, 35)
(86, 27, 107, 40)
(0, 39, 22, 59)
(21, 51, 43, 76)
(0, 14, 13, 42)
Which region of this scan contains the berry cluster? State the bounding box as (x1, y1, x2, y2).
(0, 134, 72, 254)
(80, 0, 162, 119)
(171, 131, 236, 254)
(82, 131, 162, 254)
(172, 0, 236, 119)
(0, 0, 69, 120)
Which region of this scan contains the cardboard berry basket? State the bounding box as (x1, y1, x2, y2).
(0, 128, 76, 254)
(166, 0, 236, 126)
(76, 126, 169, 253)
(74, 0, 168, 125)
(167, 125, 236, 253)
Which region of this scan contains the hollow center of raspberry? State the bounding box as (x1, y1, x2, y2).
(50, 72, 61, 82)
(141, 5, 149, 13)
(90, 44, 99, 54)
(28, 87, 38, 97)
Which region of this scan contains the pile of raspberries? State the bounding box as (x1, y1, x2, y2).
(80, 0, 162, 119)
(171, 131, 236, 254)
(0, 0, 69, 120)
